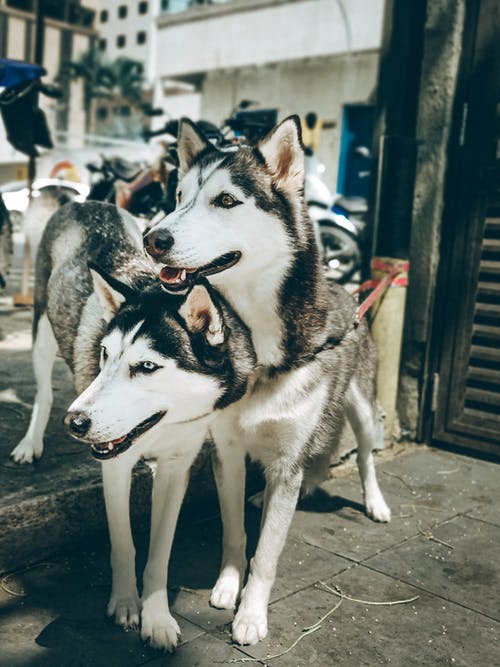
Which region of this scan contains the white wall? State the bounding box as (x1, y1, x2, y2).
(66, 33, 91, 147)
(6, 17, 25, 59)
(97, 0, 159, 82)
(156, 0, 384, 78)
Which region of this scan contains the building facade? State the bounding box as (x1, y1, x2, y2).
(154, 0, 385, 188)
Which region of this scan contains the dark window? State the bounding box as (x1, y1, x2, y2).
(136, 31, 147, 45)
(96, 107, 108, 121)
(118, 5, 128, 19)
(116, 34, 126, 48)
(138, 1, 148, 14)
(98, 38, 107, 51)
(100, 9, 108, 22)
(116, 106, 131, 117)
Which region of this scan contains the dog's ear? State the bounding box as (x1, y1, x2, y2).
(179, 284, 226, 347)
(88, 263, 135, 322)
(177, 118, 214, 177)
(258, 115, 304, 193)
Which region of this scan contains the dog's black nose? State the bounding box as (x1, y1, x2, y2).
(64, 411, 91, 438)
(144, 228, 175, 258)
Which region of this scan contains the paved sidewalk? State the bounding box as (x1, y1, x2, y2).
(0, 445, 498, 667)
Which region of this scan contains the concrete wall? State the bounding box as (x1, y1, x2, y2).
(39, 25, 61, 145)
(66, 33, 90, 147)
(156, 0, 384, 77)
(6, 15, 24, 58)
(201, 51, 379, 189)
(397, 0, 466, 436)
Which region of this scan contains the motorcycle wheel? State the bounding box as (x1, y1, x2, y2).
(318, 219, 361, 284)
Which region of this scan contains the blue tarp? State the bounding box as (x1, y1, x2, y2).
(0, 58, 46, 90)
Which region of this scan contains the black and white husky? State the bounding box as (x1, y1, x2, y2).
(12, 201, 255, 651)
(144, 117, 391, 646)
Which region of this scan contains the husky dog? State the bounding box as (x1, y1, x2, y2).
(144, 117, 391, 645)
(12, 201, 255, 651)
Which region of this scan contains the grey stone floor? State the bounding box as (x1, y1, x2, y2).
(0, 445, 499, 667)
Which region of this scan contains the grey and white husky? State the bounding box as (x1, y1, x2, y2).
(144, 117, 391, 645)
(12, 201, 255, 651)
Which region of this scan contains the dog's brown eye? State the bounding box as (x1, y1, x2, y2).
(177, 190, 182, 202)
(100, 346, 108, 363)
(213, 193, 241, 209)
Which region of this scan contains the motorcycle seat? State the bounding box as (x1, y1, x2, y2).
(108, 157, 143, 182)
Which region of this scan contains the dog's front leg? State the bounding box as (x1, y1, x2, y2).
(210, 444, 247, 610)
(140, 459, 191, 652)
(102, 458, 140, 629)
(232, 467, 303, 646)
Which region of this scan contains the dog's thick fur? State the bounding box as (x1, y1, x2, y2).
(12, 201, 255, 651)
(145, 117, 391, 645)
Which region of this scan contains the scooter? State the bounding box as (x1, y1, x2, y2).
(305, 148, 366, 284)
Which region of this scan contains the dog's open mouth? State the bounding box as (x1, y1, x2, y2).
(89, 411, 166, 461)
(159, 251, 241, 292)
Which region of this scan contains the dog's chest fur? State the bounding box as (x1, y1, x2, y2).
(212, 362, 329, 467)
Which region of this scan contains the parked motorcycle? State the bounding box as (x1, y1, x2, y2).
(143, 104, 278, 218)
(305, 148, 366, 284)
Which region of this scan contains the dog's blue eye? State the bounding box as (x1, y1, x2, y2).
(213, 193, 241, 209)
(134, 361, 161, 375)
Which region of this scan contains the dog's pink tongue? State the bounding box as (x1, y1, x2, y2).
(160, 266, 184, 284)
(111, 435, 127, 445)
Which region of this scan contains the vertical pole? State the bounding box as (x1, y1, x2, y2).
(29, 0, 45, 195)
(15, 0, 45, 306)
(367, 0, 427, 442)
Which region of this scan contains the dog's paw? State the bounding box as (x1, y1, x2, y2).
(107, 592, 141, 629)
(141, 605, 181, 652)
(232, 607, 268, 646)
(366, 494, 391, 523)
(210, 567, 241, 610)
(10, 438, 43, 464)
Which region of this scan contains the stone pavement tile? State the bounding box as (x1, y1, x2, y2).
(0, 551, 204, 667)
(237, 585, 342, 666)
(0, 605, 58, 667)
(0, 599, 161, 667)
(243, 565, 500, 667)
(287, 447, 498, 564)
(288, 481, 417, 563)
(169, 502, 351, 630)
(171, 587, 234, 633)
(270, 537, 352, 603)
(365, 514, 500, 619)
(167, 515, 233, 632)
(169, 537, 352, 636)
(374, 447, 500, 516)
(465, 506, 499, 528)
(143, 631, 257, 667)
